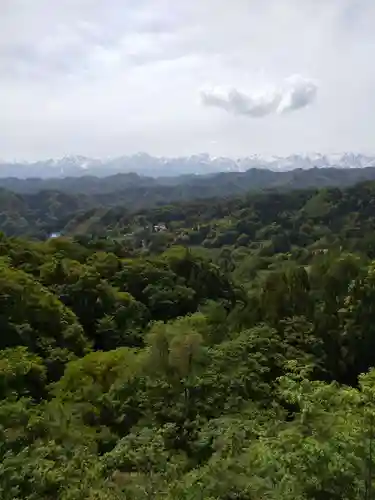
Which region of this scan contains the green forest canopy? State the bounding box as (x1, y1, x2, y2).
(3, 167, 375, 238)
(3, 180, 375, 497)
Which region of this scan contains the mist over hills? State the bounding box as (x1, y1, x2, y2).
(1, 152, 375, 180)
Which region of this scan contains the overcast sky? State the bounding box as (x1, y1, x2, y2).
(1, 0, 374, 160)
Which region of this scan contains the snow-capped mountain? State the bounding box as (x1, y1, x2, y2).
(1, 153, 374, 179)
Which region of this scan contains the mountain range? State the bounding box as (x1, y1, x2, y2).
(1, 152, 375, 179)
(3, 164, 375, 238)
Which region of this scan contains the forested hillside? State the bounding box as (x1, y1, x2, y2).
(3, 166, 375, 238)
(65, 181, 375, 258)
(3, 181, 375, 498)
(3, 162, 375, 196)
(4, 168, 375, 239)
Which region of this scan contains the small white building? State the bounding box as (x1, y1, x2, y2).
(153, 223, 167, 232)
(49, 232, 62, 239)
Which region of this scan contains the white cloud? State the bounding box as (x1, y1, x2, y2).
(201, 75, 318, 118)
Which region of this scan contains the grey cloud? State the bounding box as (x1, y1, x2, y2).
(0, 0, 182, 81)
(278, 75, 318, 113)
(1, 0, 375, 161)
(201, 88, 282, 117)
(201, 75, 318, 117)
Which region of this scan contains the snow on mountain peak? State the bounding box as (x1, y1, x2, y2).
(0, 153, 374, 179)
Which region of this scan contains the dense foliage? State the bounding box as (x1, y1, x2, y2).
(4, 167, 375, 237)
(2, 181, 375, 498)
